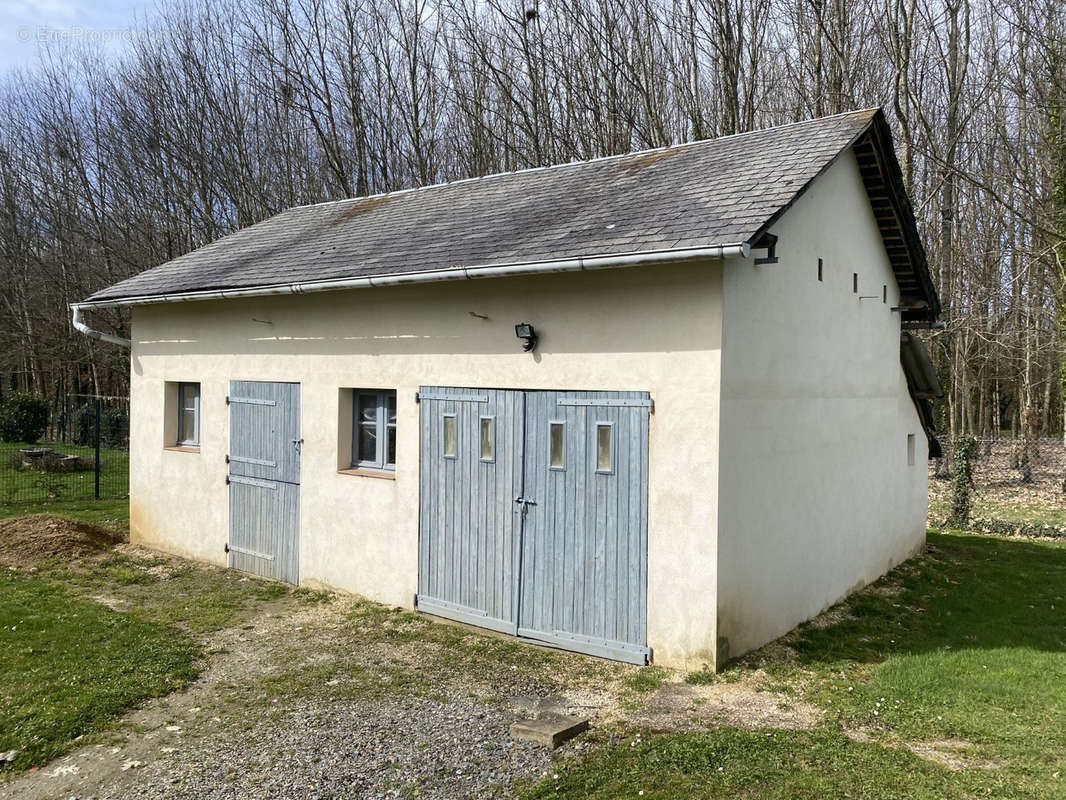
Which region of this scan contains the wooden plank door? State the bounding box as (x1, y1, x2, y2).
(516, 391, 651, 664)
(416, 387, 523, 633)
(227, 381, 301, 584)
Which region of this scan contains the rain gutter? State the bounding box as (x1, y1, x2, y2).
(71, 304, 132, 348)
(69, 242, 752, 346)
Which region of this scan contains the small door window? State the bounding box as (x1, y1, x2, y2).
(549, 422, 565, 469)
(596, 422, 613, 473)
(443, 414, 457, 458)
(480, 416, 495, 462)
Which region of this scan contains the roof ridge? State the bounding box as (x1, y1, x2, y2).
(289, 108, 881, 213)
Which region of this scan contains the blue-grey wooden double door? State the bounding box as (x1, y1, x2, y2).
(226, 381, 301, 585)
(417, 387, 651, 664)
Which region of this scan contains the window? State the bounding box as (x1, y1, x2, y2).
(177, 382, 200, 447)
(549, 422, 565, 469)
(480, 416, 495, 462)
(353, 390, 396, 471)
(596, 422, 613, 473)
(442, 414, 457, 459)
(907, 434, 916, 466)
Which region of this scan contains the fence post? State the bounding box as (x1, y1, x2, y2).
(94, 398, 101, 500)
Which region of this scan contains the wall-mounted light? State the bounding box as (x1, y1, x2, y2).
(515, 322, 538, 352)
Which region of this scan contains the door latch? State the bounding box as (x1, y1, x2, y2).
(513, 496, 537, 507)
(292, 438, 303, 453)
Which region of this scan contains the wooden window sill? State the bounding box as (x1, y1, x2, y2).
(339, 468, 396, 481)
(164, 445, 200, 453)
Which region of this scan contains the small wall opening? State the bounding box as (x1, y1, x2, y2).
(907, 433, 916, 466)
(818, 258, 823, 281)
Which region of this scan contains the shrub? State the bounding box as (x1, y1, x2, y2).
(0, 393, 50, 443)
(73, 403, 95, 447)
(73, 402, 129, 448)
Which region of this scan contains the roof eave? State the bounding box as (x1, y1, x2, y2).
(76, 241, 753, 309)
(853, 111, 941, 325)
(745, 109, 940, 326)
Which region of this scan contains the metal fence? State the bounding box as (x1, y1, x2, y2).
(0, 395, 129, 505)
(928, 435, 1066, 535)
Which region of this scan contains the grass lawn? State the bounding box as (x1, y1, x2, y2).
(523, 727, 979, 799)
(0, 569, 198, 773)
(0, 441, 129, 505)
(0, 509, 287, 777)
(4, 499, 1066, 796)
(0, 497, 130, 530)
(523, 530, 1066, 799)
(929, 493, 1066, 528)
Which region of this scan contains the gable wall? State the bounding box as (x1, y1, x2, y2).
(716, 150, 928, 662)
(128, 261, 724, 668)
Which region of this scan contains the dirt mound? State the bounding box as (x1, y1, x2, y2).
(0, 514, 126, 568)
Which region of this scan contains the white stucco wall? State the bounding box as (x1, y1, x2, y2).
(715, 150, 928, 662)
(128, 261, 724, 668)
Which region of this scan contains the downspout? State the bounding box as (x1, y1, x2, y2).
(71, 304, 132, 348)
(71, 242, 753, 311)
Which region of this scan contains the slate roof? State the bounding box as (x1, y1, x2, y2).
(84, 108, 939, 322)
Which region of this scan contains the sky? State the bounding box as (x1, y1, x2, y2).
(0, 0, 151, 72)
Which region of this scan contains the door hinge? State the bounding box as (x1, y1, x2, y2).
(224, 543, 230, 553)
(225, 395, 230, 405)
(414, 391, 420, 404)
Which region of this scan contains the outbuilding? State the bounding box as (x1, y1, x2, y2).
(74, 108, 941, 670)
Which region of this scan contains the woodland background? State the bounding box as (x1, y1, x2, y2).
(0, 0, 1063, 443)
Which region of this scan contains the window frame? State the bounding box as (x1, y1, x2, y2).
(352, 389, 397, 473)
(442, 413, 458, 460)
(176, 382, 200, 447)
(548, 420, 566, 471)
(595, 421, 614, 474)
(479, 415, 496, 463)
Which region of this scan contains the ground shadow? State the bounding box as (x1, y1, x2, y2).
(779, 531, 1066, 665)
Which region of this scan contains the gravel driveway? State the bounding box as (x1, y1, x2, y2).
(95, 694, 560, 800)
